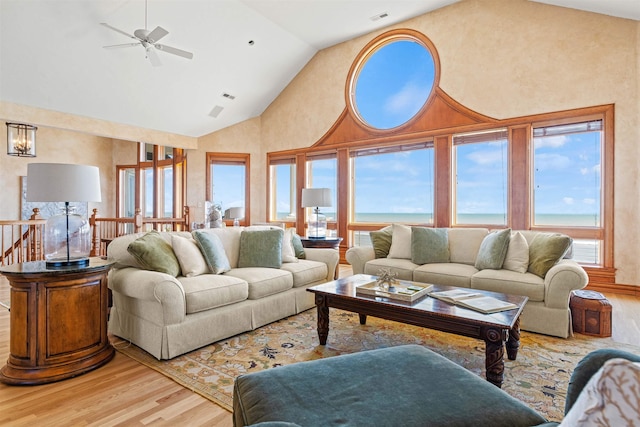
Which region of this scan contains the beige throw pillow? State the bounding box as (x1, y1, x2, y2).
(387, 224, 412, 259)
(502, 231, 529, 273)
(171, 235, 209, 277)
(282, 228, 299, 263)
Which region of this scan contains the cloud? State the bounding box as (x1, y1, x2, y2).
(383, 79, 429, 117)
(583, 198, 596, 205)
(563, 197, 575, 205)
(534, 135, 567, 149)
(534, 153, 571, 171)
(466, 149, 505, 166)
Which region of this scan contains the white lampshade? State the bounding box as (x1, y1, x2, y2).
(225, 207, 244, 219)
(26, 163, 102, 203)
(301, 188, 332, 208)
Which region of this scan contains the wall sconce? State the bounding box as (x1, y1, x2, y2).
(6, 123, 37, 157)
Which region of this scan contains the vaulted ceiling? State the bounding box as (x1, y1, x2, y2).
(1, 0, 638, 138)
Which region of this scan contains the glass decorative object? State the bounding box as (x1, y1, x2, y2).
(44, 205, 91, 267)
(308, 210, 327, 239)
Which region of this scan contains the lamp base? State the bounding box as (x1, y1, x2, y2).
(46, 258, 90, 269)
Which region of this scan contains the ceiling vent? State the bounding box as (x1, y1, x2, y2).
(370, 12, 389, 21)
(209, 105, 224, 118)
(222, 93, 236, 100)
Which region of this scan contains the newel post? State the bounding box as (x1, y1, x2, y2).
(90, 208, 99, 257)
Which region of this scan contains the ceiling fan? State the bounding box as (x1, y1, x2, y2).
(100, 0, 193, 66)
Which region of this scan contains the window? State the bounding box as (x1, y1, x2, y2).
(351, 142, 434, 224)
(453, 129, 508, 225)
(533, 120, 603, 264)
(116, 144, 186, 221)
(351, 35, 436, 129)
(206, 153, 250, 225)
(307, 153, 337, 222)
(269, 158, 296, 221)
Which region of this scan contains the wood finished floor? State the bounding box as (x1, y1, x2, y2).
(0, 266, 638, 426)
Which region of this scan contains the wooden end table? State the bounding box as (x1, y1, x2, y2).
(307, 274, 528, 388)
(0, 258, 115, 385)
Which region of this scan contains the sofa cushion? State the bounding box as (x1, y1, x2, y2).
(471, 269, 545, 302)
(127, 230, 181, 277)
(363, 257, 418, 281)
(387, 224, 412, 259)
(171, 235, 209, 277)
(192, 230, 232, 274)
(560, 358, 640, 427)
(447, 228, 488, 265)
(411, 227, 450, 265)
(370, 227, 393, 259)
(503, 231, 529, 273)
(178, 275, 248, 314)
(474, 228, 511, 270)
(528, 233, 572, 278)
(279, 260, 328, 288)
(413, 263, 477, 288)
(225, 267, 293, 299)
(238, 229, 284, 269)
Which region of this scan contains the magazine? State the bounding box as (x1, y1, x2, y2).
(429, 289, 518, 314)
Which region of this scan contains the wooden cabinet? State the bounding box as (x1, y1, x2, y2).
(0, 258, 114, 385)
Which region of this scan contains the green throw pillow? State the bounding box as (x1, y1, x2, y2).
(238, 228, 284, 268)
(528, 233, 572, 278)
(370, 228, 393, 259)
(192, 230, 231, 274)
(291, 232, 306, 259)
(411, 227, 450, 264)
(475, 228, 511, 270)
(127, 230, 181, 277)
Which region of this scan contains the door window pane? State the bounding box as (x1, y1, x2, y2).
(211, 164, 246, 212)
(307, 156, 337, 222)
(270, 162, 296, 221)
(453, 130, 508, 225)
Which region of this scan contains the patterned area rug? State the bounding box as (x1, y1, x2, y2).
(115, 308, 638, 421)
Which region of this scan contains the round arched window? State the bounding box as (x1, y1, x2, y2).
(349, 31, 438, 130)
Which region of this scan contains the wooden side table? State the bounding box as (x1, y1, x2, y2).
(301, 237, 343, 278)
(0, 258, 115, 385)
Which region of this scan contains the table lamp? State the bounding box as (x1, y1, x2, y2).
(225, 207, 244, 227)
(26, 163, 102, 268)
(301, 188, 332, 239)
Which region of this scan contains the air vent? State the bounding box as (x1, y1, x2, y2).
(209, 105, 224, 118)
(222, 93, 236, 100)
(370, 12, 389, 21)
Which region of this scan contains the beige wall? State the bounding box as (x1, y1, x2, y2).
(0, 0, 638, 285)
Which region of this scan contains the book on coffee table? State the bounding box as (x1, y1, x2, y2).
(429, 289, 518, 314)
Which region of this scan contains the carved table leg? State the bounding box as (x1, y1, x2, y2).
(315, 294, 329, 345)
(359, 314, 367, 325)
(483, 327, 507, 388)
(506, 317, 521, 361)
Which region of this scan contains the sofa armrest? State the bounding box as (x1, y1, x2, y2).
(109, 267, 187, 325)
(543, 259, 588, 309)
(345, 246, 375, 274)
(565, 348, 640, 414)
(304, 248, 340, 282)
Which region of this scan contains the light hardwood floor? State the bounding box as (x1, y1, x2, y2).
(0, 268, 638, 426)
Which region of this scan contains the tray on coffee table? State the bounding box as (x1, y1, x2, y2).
(356, 280, 433, 302)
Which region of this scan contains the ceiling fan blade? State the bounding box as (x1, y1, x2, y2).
(147, 26, 169, 43)
(155, 44, 193, 60)
(147, 48, 162, 67)
(103, 43, 140, 49)
(100, 23, 137, 40)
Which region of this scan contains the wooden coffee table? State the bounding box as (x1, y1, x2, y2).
(307, 274, 528, 388)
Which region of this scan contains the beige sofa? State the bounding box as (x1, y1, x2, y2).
(346, 226, 588, 338)
(107, 227, 339, 359)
